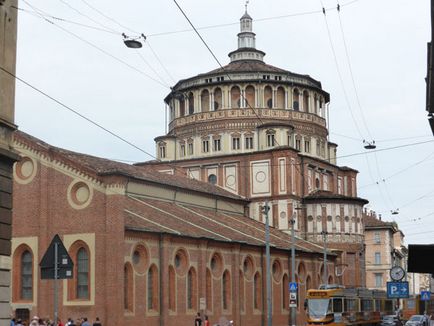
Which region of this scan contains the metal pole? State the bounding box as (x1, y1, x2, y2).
(322, 231, 328, 287)
(54, 242, 58, 325)
(263, 201, 272, 326)
(290, 215, 296, 326)
(413, 273, 416, 297)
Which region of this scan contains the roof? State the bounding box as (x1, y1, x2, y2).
(124, 194, 333, 254)
(204, 59, 298, 75)
(303, 190, 369, 205)
(364, 215, 397, 229)
(14, 131, 247, 202)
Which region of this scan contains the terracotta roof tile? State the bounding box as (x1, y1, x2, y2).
(364, 215, 396, 228)
(14, 131, 246, 201)
(124, 194, 331, 254)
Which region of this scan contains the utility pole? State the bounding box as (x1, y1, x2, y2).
(290, 215, 296, 326)
(262, 202, 272, 326)
(321, 231, 328, 287)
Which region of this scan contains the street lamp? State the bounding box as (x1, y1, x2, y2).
(122, 33, 146, 48)
(321, 230, 328, 287)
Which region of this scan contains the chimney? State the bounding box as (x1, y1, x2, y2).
(379, 214, 382, 221)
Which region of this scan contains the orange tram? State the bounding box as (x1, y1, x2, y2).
(306, 287, 394, 326)
(402, 294, 434, 320)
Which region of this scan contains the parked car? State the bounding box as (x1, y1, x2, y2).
(405, 315, 426, 326)
(381, 315, 403, 326)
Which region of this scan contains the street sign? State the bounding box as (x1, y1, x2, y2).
(387, 282, 409, 299)
(39, 234, 73, 279)
(289, 282, 297, 292)
(421, 291, 431, 301)
(290, 292, 297, 300)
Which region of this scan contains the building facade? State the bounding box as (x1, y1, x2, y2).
(0, 1, 19, 325)
(11, 131, 337, 326)
(141, 9, 368, 287)
(364, 213, 407, 290)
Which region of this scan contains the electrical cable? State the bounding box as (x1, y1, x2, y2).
(335, 0, 372, 140)
(0, 65, 156, 159)
(147, 0, 359, 38)
(318, 0, 363, 139)
(359, 150, 434, 189)
(11, 5, 119, 35)
(76, 0, 177, 85)
(21, 0, 169, 89)
(57, 0, 119, 34)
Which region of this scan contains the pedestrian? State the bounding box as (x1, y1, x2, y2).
(92, 317, 102, 326)
(194, 312, 202, 326)
(29, 316, 39, 326)
(204, 315, 210, 326)
(81, 318, 90, 326)
(15, 319, 23, 326)
(57, 318, 64, 326)
(10, 317, 15, 326)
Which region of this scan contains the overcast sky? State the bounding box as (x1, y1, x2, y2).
(13, 0, 433, 245)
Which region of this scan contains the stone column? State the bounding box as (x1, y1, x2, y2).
(0, 1, 19, 325)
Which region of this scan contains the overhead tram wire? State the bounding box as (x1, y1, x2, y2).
(79, 0, 137, 34)
(0, 65, 156, 159)
(11, 5, 119, 35)
(335, 0, 372, 140)
(77, 0, 177, 85)
(359, 149, 434, 189)
(320, 0, 397, 210)
(147, 0, 359, 38)
(57, 0, 119, 34)
(333, 0, 400, 209)
(318, 0, 363, 139)
(21, 0, 169, 89)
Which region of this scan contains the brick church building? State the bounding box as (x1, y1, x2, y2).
(141, 9, 368, 287)
(10, 8, 368, 326)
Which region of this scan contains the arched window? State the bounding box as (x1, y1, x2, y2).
(298, 263, 306, 285)
(187, 267, 197, 310)
(231, 86, 241, 108)
(188, 92, 194, 115)
(206, 268, 212, 312)
(222, 270, 231, 310)
(180, 98, 185, 117)
(21, 250, 33, 300)
(276, 87, 285, 108)
(306, 275, 312, 290)
(293, 89, 300, 111)
(169, 266, 176, 311)
(68, 241, 91, 301)
(264, 86, 273, 108)
(245, 85, 255, 107)
(148, 264, 158, 310)
(282, 274, 289, 309)
(77, 248, 89, 299)
(201, 90, 210, 112)
(214, 88, 222, 110)
(303, 90, 309, 112)
(124, 263, 133, 311)
(239, 270, 245, 312)
(254, 272, 261, 310)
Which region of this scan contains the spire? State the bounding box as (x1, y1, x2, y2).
(228, 5, 265, 62)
